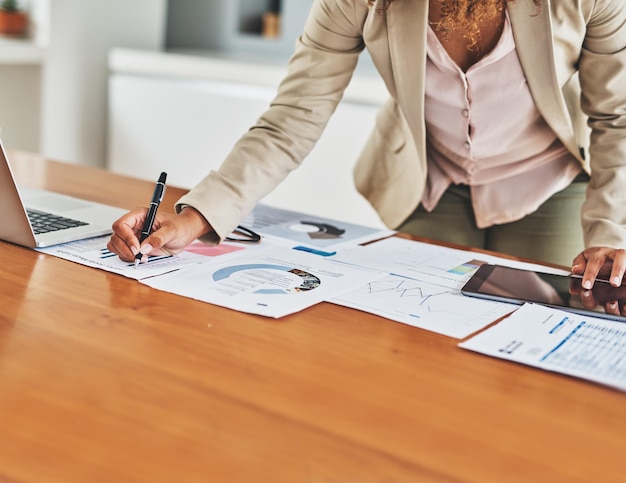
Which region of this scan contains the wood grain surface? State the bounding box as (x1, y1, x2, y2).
(1, 151, 624, 483)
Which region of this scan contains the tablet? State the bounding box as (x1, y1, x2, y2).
(461, 264, 626, 323)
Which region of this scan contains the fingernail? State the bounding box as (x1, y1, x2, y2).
(131, 246, 139, 256)
(613, 277, 621, 286)
(583, 280, 592, 290)
(139, 243, 153, 255)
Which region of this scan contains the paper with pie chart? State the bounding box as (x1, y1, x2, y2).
(140, 246, 387, 318)
(241, 203, 395, 250)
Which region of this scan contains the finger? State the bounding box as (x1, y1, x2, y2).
(107, 234, 137, 262)
(571, 252, 587, 275)
(568, 276, 582, 295)
(609, 249, 626, 287)
(605, 300, 620, 315)
(142, 222, 188, 257)
(579, 288, 597, 310)
(581, 253, 605, 290)
(136, 235, 175, 260)
(112, 207, 147, 232)
(112, 208, 147, 253)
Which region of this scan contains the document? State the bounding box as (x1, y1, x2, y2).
(241, 203, 395, 250)
(332, 272, 514, 338)
(330, 237, 568, 338)
(460, 303, 626, 392)
(141, 245, 386, 318)
(331, 237, 567, 285)
(37, 235, 249, 280)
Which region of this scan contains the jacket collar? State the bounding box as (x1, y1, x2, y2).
(507, 0, 576, 152)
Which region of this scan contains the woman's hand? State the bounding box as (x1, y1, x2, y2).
(107, 206, 214, 263)
(571, 246, 626, 289)
(569, 276, 626, 317)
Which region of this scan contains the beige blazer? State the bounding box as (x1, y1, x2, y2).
(178, 0, 626, 249)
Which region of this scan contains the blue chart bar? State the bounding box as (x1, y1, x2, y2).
(99, 249, 117, 259)
(125, 254, 173, 267)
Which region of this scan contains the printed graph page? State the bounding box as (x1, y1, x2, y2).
(140, 246, 387, 318)
(241, 203, 395, 251)
(332, 273, 514, 338)
(331, 237, 568, 287)
(36, 235, 253, 280)
(328, 237, 566, 338)
(460, 303, 626, 392)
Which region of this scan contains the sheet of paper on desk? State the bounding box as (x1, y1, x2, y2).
(331, 272, 515, 338)
(331, 237, 569, 285)
(140, 245, 387, 318)
(241, 203, 396, 250)
(36, 235, 249, 280)
(328, 237, 568, 338)
(459, 303, 626, 392)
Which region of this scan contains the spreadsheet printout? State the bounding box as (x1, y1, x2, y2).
(460, 303, 626, 391)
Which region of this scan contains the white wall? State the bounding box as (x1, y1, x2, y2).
(108, 49, 388, 228)
(0, 0, 45, 152)
(0, 62, 41, 152)
(40, 0, 167, 167)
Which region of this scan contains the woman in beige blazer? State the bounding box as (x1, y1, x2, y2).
(109, 0, 626, 290)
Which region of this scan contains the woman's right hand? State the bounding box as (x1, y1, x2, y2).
(107, 206, 214, 263)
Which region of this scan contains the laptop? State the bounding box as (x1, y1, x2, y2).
(0, 139, 127, 248)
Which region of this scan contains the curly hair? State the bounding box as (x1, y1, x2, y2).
(366, 0, 542, 50)
(437, 0, 507, 49)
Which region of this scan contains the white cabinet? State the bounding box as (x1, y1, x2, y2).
(108, 48, 388, 228)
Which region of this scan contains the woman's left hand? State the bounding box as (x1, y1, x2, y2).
(572, 246, 626, 289)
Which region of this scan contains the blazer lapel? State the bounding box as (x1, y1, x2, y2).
(507, 0, 578, 154)
(385, 0, 429, 161)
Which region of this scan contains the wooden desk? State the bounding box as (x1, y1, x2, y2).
(1, 152, 625, 483)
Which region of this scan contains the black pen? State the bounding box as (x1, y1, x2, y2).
(135, 171, 167, 267)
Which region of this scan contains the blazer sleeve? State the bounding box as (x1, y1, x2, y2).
(176, 0, 370, 241)
(579, 0, 626, 249)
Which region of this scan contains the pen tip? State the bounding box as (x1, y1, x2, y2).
(134, 259, 140, 268)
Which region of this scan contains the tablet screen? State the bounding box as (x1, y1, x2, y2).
(461, 264, 626, 323)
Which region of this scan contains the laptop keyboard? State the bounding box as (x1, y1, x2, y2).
(27, 208, 89, 234)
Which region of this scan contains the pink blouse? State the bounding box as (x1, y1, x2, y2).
(422, 12, 581, 228)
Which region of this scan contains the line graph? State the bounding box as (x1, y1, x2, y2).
(333, 274, 514, 338)
(367, 279, 426, 298)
